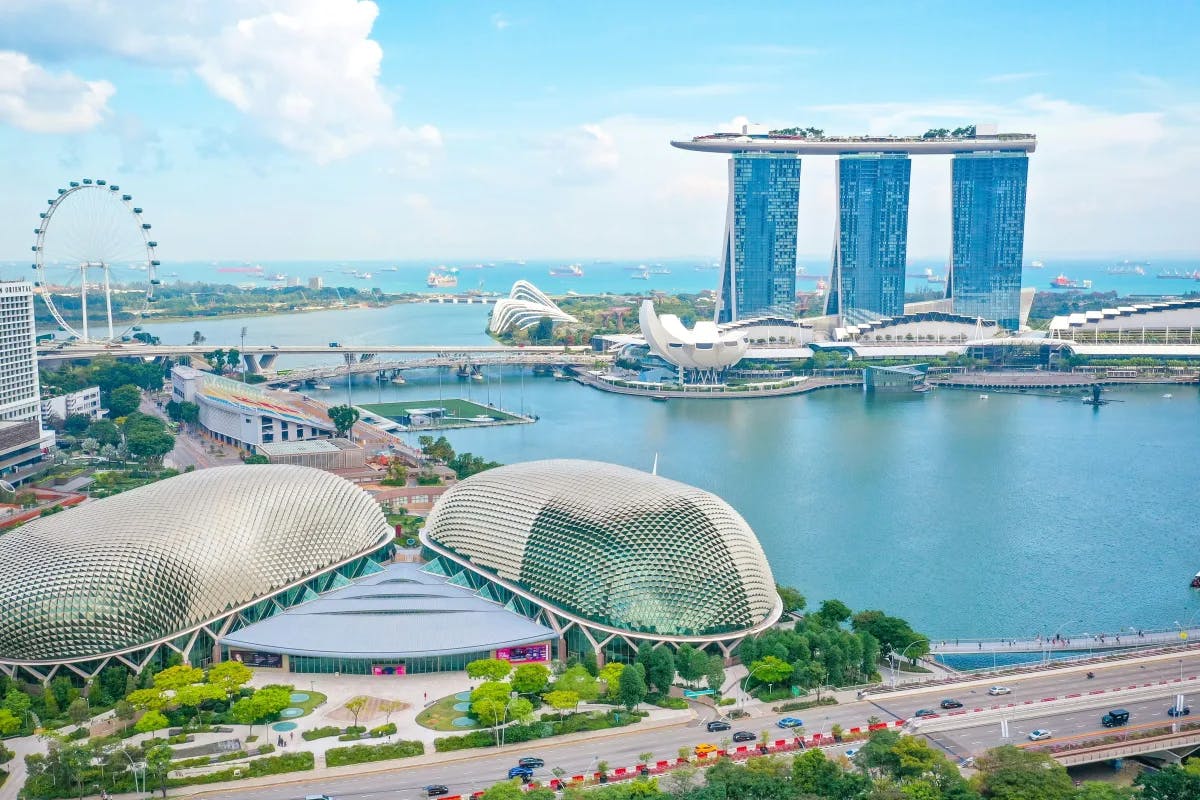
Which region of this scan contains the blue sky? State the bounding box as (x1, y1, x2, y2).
(1, 0, 1197, 263)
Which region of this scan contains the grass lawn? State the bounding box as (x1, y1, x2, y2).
(416, 694, 480, 732)
(361, 398, 520, 424)
(289, 690, 328, 717)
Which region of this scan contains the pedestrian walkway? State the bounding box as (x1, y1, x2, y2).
(929, 626, 1194, 655)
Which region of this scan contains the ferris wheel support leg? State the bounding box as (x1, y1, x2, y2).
(80, 262, 89, 343)
(103, 265, 115, 341)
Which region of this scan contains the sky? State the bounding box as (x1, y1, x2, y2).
(1, 0, 1198, 263)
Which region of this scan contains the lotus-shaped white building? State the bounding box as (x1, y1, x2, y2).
(639, 299, 749, 378)
(489, 280, 577, 334)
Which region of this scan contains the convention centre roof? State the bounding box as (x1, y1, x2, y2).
(422, 459, 780, 638)
(0, 465, 391, 663)
(220, 562, 555, 658)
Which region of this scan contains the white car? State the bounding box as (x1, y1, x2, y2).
(988, 686, 1011, 696)
(1028, 729, 1052, 741)
(844, 748, 859, 758)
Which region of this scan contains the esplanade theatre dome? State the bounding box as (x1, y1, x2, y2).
(0, 465, 391, 671)
(422, 460, 781, 640)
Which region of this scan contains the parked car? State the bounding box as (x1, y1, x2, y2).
(844, 748, 859, 758)
(425, 788, 449, 798)
(706, 720, 732, 732)
(1028, 729, 1052, 741)
(304, 795, 333, 800)
(777, 717, 804, 728)
(694, 743, 718, 756)
(732, 731, 757, 743)
(518, 757, 545, 768)
(1168, 705, 1192, 717)
(940, 699, 964, 709)
(507, 766, 533, 780)
(987, 686, 1011, 696)
(913, 709, 937, 718)
(1102, 709, 1131, 727)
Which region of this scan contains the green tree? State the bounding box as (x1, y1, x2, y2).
(642, 646, 675, 695)
(675, 644, 709, 685)
(777, 584, 807, 614)
(145, 741, 173, 798)
(748, 655, 794, 689)
(511, 663, 551, 695)
(107, 384, 143, 417)
(126, 688, 166, 711)
(175, 683, 223, 726)
(66, 697, 90, 727)
(4, 690, 31, 731)
(152, 664, 204, 690)
(63, 413, 92, 436)
(344, 696, 368, 728)
(251, 685, 293, 717)
(243, 453, 270, 464)
(481, 779, 527, 800)
(134, 709, 168, 737)
(467, 658, 513, 682)
(85, 418, 121, 446)
(542, 689, 580, 719)
(971, 745, 1075, 800)
(204, 349, 227, 372)
(598, 662, 625, 698)
(122, 413, 175, 462)
(0, 708, 20, 736)
(230, 696, 261, 737)
(327, 404, 360, 437)
(207, 660, 253, 699)
(815, 598, 853, 626)
(56, 742, 93, 800)
(1135, 764, 1200, 799)
(555, 665, 600, 702)
(1074, 784, 1135, 800)
(617, 662, 647, 711)
(705, 655, 726, 695)
(114, 700, 135, 732)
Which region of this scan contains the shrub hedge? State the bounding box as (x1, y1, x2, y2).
(324, 740, 424, 767)
(434, 710, 646, 753)
(301, 726, 342, 741)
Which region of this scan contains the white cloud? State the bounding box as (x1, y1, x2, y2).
(620, 83, 764, 100)
(984, 71, 1048, 84)
(0, 1, 439, 163)
(0, 51, 113, 133)
(541, 123, 620, 184)
(491, 13, 511, 30)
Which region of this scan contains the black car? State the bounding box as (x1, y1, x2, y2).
(732, 731, 757, 743)
(1168, 705, 1191, 717)
(706, 720, 732, 732)
(518, 757, 545, 768)
(425, 787, 449, 797)
(940, 699, 964, 709)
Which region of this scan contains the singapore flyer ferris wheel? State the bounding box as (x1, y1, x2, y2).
(31, 178, 160, 342)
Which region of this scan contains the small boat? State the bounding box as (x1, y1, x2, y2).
(381, 266, 399, 272)
(313, 383, 332, 390)
(549, 264, 584, 277)
(979, 394, 989, 400)
(650, 267, 671, 275)
(358, 272, 372, 279)
(390, 375, 406, 385)
(632, 270, 650, 281)
(471, 372, 484, 382)
(651, 395, 669, 402)
(270, 273, 286, 281)
(552, 369, 569, 380)
(427, 271, 458, 288)
(912, 384, 931, 393)
(1163, 393, 1173, 399)
(1192, 571, 1200, 589)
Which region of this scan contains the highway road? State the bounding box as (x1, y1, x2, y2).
(196, 650, 1200, 800)
(929, 689, 1196, 757)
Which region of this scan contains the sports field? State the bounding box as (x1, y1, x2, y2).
(360, 398, 520, 425)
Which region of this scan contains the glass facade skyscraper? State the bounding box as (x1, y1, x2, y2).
(950, 151, 1029, 330)
(827, 153, 911, 322)
(716, 153, 800, 323)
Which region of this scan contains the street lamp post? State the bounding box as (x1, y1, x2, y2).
(892, 639, 930, 688)
(739, 664, 767, 709)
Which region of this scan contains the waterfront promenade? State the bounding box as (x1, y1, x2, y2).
(930, 625, 1200, 655)
(573, 369, 862, 399)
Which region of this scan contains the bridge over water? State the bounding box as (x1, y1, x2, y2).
(930, 626, 1198, 658)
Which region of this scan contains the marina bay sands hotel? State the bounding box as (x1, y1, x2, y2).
(671, 127, 1036, 330)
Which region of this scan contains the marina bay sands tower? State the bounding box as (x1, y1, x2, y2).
(671, 127, 1036, 329)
